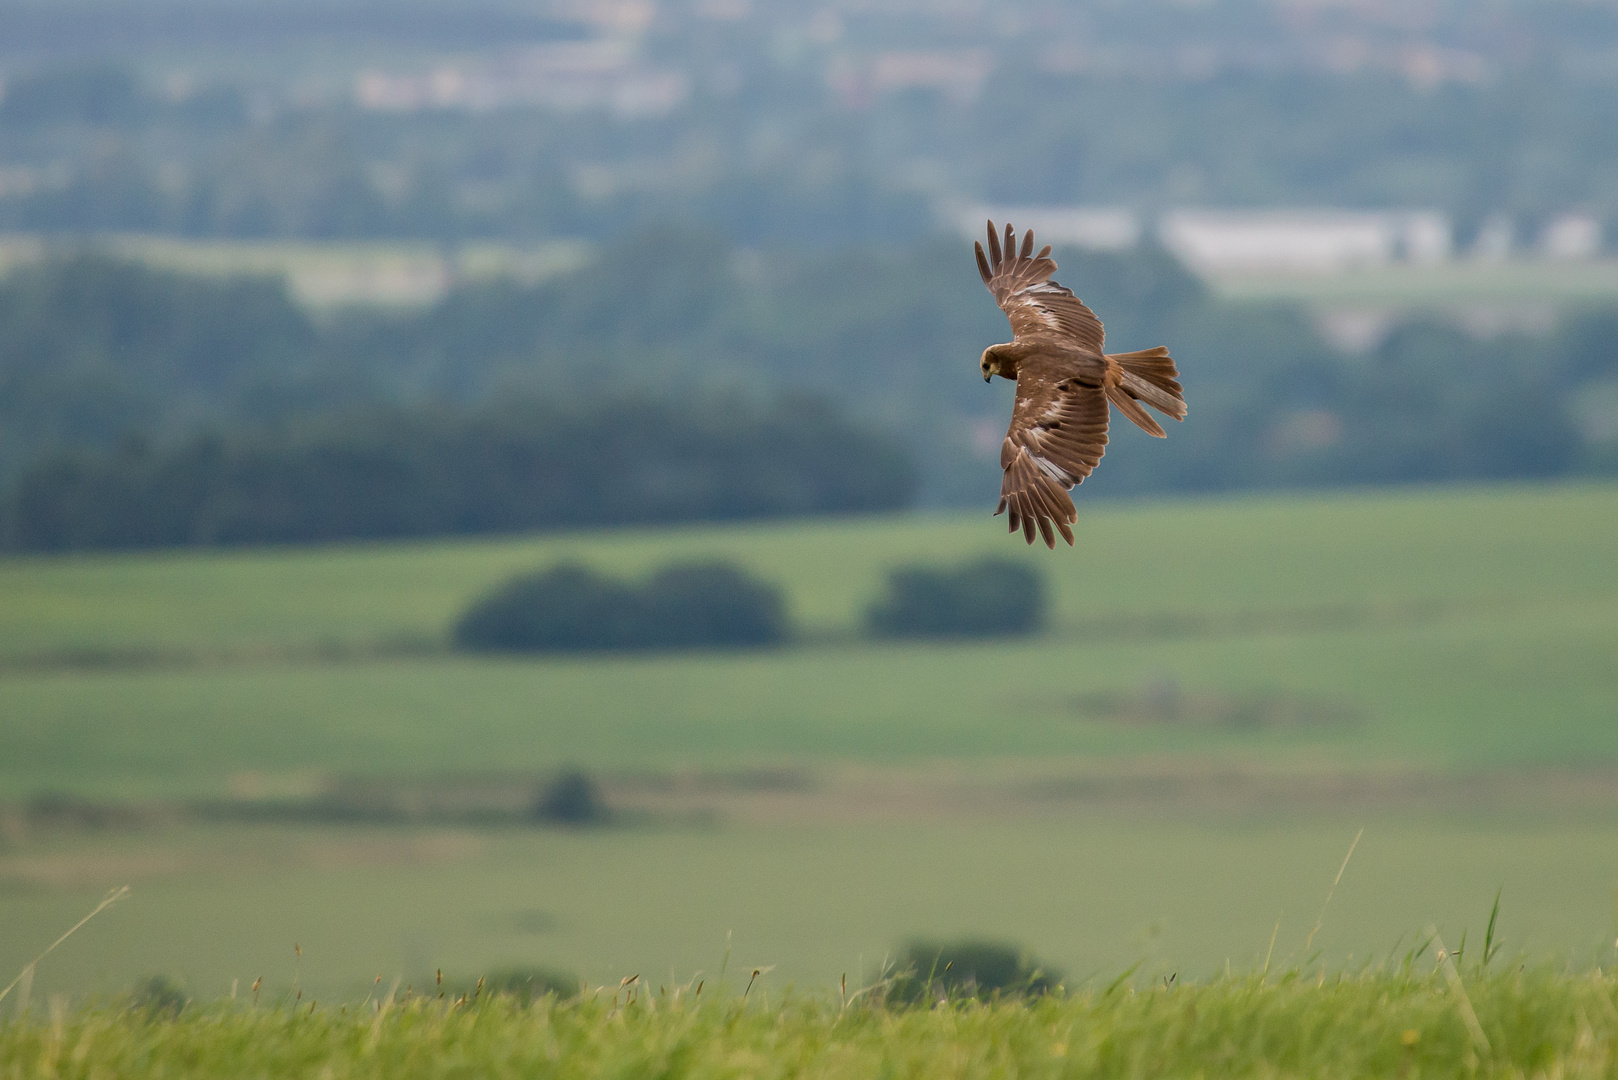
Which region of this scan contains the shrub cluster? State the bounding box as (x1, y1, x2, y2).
(452, 967, 580, 1004)
(864, 557, 1046, 639)
(454, 556, 1047, 654)
(886, 939, 1062, 1003)
(531, 770, 608, 825)
(454, 561, 787, 653)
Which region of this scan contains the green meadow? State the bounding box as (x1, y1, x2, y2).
(3, 483, 1618, 1004)
(2, 483, 1617, 795)
(7, 481, 1615, 662)
(5, 817, 1618, 1005)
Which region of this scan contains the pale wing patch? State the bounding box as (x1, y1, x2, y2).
(1015, 283, 1064, 332)
(1032, 452, 1072, 484)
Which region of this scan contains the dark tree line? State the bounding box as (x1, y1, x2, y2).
(1, 395, 917, 551)
(0, 254, 324, 481)
(865, 559, 1046, 640)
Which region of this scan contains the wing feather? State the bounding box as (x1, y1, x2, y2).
(995, 359, 1110, 548)
(1104, 385, 1167, 438)
(979, 219, 1105, 353)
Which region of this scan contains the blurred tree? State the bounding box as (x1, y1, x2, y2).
(2, 392, 916, 550)
(130, 975, 188, 1017)
(448, 967, 579, 1002)
(453, 560, 787, 653)
(0, 63, 145, 129)
(532, 770, 607, 826)
(454, 565, 644, 653)
(865, 558, 1045, 639)
(641, 561, 788, 647)
(0, 239, 1609, 531)
(886, 940, 1061, 1004)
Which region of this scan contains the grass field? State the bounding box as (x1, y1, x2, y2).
(7, 482, 1614, 662)
(1, 484, 1616, 796)
(3, 483, 1617, 1005)
(5, 967, 1618, 1079)
(4, 815, 1618, 1003)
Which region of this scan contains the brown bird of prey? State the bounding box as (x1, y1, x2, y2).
(976, 220, 1186, 547)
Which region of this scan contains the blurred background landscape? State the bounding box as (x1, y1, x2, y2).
(2, 0, 1618, 1006)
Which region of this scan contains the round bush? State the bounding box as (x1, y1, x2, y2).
(453, 559, 787, 653)
(452, 563, 643, 652)
(865, 557, 1046, 638)
(532, 769, 607, 824)
(641, 560, 787, 647)
(887, 939, 1061, 1003)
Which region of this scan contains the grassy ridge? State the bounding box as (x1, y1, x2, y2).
(4, 968, 1617, 1079)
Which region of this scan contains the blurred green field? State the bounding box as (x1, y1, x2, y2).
(4, 482, 1615, 659)
(4, 590, 1618, 797)
(3, 483, 1618, 1003)
(1, 484, 1617, 796)
(4, 815, 1617, 1003)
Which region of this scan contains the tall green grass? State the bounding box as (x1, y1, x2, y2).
(4, 966, 1618, 1079)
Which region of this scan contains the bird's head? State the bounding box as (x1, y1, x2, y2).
(981, 345, 1016, 382)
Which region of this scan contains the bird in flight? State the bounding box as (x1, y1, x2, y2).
(976, 220, 1186, 548)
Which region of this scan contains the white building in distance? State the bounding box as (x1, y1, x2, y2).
(952, 205, 1605, 272)
(1540, 214, 1603, 260)
(1157, 209, 1451, 274)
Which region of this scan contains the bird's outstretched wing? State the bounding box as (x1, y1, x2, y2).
(975, 220, 1105, 353)
(997, 362, 1110, 548)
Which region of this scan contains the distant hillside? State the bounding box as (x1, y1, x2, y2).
(1, 238, 1615, 546)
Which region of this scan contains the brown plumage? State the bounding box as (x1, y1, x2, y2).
(975, 220, 1186, 548)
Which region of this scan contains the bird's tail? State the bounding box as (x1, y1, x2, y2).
(1104, 346, 1186, 438)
